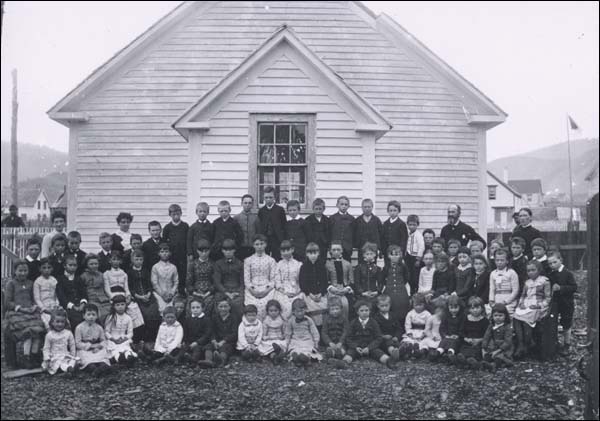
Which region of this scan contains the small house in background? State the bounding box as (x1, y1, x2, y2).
(486, 170, 523, 229)
(18, 189, 51, 224)
(48, 1, 506, 250)
(509, 179, 544, 207)
(585, 160, 599, 198)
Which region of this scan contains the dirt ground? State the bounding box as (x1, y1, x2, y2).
(0, 272, 591, 420)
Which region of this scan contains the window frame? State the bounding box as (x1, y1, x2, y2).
(488, 185, 497, 200)
(249, 114, 316, 208)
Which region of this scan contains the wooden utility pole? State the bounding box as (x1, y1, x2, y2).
(11, 69, 18, 206)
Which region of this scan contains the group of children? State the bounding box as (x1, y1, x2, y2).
(3, 191, 577, 376)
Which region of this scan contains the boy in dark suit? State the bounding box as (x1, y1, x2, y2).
(305, 198, 330, 263)
(258, 186, 286, 261)
(211, 200, 243, 261)
(142, 220, 163, 272)
(163, 204, 189, 296)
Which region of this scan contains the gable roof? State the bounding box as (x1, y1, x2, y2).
(487, 170, 522, 198)
(48, 1, 506, 130)
(508, 179, 543, 195)
(19, 189, 49, 208)
(172, 24, 392, 140)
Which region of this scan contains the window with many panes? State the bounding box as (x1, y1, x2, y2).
(257, 120, 310, 205)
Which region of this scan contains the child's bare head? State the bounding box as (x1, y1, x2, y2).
(147, 221, 162, 239)
(195, 202, 210, 220)
(336, 196, 350, 213)
(361, 198, 373, 216)
(218, 200, 231, 219)
(312, 198, 325, 216)
(99, 232, 113, 251)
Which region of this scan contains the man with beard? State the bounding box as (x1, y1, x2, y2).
(440, 204, 486, 249)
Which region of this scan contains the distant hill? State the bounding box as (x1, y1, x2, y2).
(1, 171, 68, 207)
(488, 138, 599, 203)
(1, 141, 68, 187)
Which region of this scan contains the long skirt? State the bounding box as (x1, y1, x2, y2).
(42, 354, 77, 375)
(106, 339, 138, 360)
(304, 295, 328, 327)
(78, 346, 111, 369)
(127, 302, 145, 329)
(287, 338, 323, 361)
(258, 338, 287, 356)
(5, 310, 45, 341)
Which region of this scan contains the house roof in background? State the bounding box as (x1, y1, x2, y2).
(19, 189, 48, 208)
(487, 170, 522, 198)
(508, 179, 543, 195)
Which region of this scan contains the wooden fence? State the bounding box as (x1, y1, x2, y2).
(487, 230, 588, 270)
(1, 227, 54, 279)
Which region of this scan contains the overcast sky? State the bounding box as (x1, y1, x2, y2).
(1, 1, 598, 161)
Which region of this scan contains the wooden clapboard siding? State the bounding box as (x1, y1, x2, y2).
(65, 1, 490, 247)
(199, 54, 362, 213)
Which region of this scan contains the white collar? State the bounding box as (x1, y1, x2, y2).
(101, 250, 111, 256)
(315, 215, 322, 221)
(197, 219, 208, 224)
(191, 313, 205, 319)
(359, 317, 369, 326)
(380, 313, 389, 320)
(338, 211, 347, 216)
(362, 214, 372, 221)
(520, 223, 532, 228)
(287, 215, 301, 221)
(453, 219, 461, 226)
(266, 204, 275, 210)
(64, 271, 75, 280)
(26, 255, 39, 262)
(221, 216, 231, 222)
(558, 265, 564, 272)
(388, 217, 398, 223)
(534, 255, 547, 262)
(512, 254, 524, 260)
(458, 263, 472, 271)
(171, 220, 181, 226)
(117, 229, 130, 236)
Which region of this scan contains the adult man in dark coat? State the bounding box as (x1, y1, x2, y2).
(440, 204, 486, 249)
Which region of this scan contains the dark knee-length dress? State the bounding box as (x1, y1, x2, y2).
(382, 263, 411, 322)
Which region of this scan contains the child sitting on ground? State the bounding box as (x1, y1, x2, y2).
(455, 296, 489, 369)
(373, 294, 403, 362)
(343, 300, 397, 369)
(179, 297, 214, 368)
(104, 294, 137, 367)
(481, 303, 514, 372)
(237, 304, 263, 362)
(42, 308, 78, 376)
(209, 294, 240, 367)
(258, 300, 287, 365)
(146, 306, 184, 366)
(400, 293, 431, 358)
(438, 294, 464, 363)
(419, 300, 445, 361)
(75, 304, 112, 377)
(322, 296, 350, 368)
(285, 298, 322, 367)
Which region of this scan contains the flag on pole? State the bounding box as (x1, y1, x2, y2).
(568, 115, 579, 130)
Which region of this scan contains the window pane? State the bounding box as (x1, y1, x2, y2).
(259, 145, 274, 163)
(291, 144, 306, 164)
(276, 145, 290, 163)
(275, 125, 290, 144)
(292, 124, 306, 144)
(259, 124, 274, 144)
(259, 167, 275, 184)
(276, 186, 289, 204)
(290, 167, 305, 185)
(290, 187, 305, 203)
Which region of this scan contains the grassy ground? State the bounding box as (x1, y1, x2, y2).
(0, 272, 591, 420)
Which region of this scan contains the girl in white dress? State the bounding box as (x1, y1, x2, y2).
(104, 294, 137, 366)
(244, 235, 278, 320)
(42, 309, 78, 375)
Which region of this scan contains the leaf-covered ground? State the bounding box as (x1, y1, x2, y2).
(1, 272, 591, 420)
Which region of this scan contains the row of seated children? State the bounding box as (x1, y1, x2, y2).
(5, 233, 576, 374)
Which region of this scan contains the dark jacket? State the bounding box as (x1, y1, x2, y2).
(330, 212, 355, 253)
(285, 218, 310, 259)
(299, 260, 329, 296)
(346, 318, 383, 350)
(187, 220, 214, 258)
(141, 238, 162, 272)
(163, 221, 189, 264)
(353, 215, 383, 250)
(440, 220, 486, 249)
(212, 218, 244, 251)
(381, 218, 408, 256)
(55, 273, 87, 309)
(183, 314, 213, 346)
(258, 204, 287, 246)
(354, 262, 383, 295)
